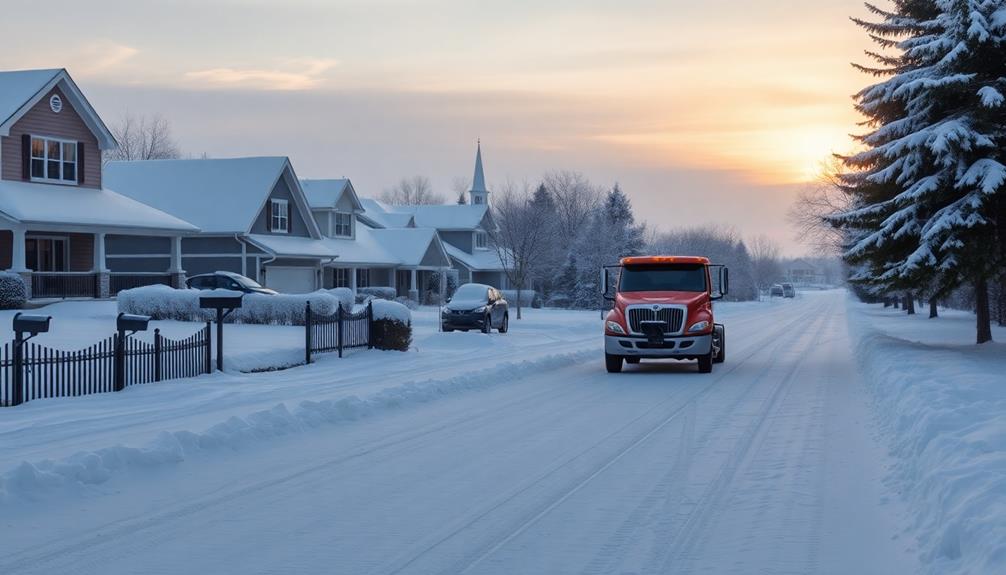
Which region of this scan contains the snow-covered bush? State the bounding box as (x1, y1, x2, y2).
(0, 272, 27, 310)
(502, 289, 538, 309)
(370, 299, 411, 351)
(325, 287, 355, 310)
(118, 285, 341, 325)
(358, 286, 397, 301)
(394, 296, 419, 310)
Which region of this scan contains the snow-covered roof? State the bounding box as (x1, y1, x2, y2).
(105, 157, 319, 236)
(244, 234, 336, 259)
(444, 243, 507, 271)
(301, 179, 364, 212)
(359, 197, 490, 231)
(471, 141, 487, 193)
(0, 69, 116, 149)
(0, 179, 198, 233)
(323, 226, 449, 267)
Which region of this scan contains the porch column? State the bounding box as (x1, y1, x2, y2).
(168, 236, 186, 289)
(11, 227, 31, 299)
(439, 268, 447, 304)
(94, 232, 110, 298)
(409, 268, 418, 302)
(349, 267, 358, 294)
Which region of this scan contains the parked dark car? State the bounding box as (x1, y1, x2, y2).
(782, 283, 796, 298)
(442, 283, 509, 333)
(769, 284, 784, 298)
(186, 271, 278, 295)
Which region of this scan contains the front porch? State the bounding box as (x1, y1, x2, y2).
(325, 265, 450, 304)
(1, 228, 186, 299)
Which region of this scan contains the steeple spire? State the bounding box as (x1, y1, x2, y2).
(469, 140, 489, 206)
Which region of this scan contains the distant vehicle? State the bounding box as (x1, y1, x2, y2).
(601, 256, 727, 374)
(770, 284, 784, 298)
(441, 283, 509, 334)
(186, 271, 278, 295)
(782, 283, 796, 298)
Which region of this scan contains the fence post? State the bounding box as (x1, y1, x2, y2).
(367, 300, 374, 349)
(154, 328, 162, 382)
(12, 335, 24, 406)
(337, 304, 345, 358)
(305, 301, 312, 365)
(204, 321, 212, 374)
(113, 332, 125, 392)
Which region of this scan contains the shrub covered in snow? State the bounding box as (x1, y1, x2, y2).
(502, 289, 539, 309)
(394, 296, 419, 310)
(370, 299, 412, 351)
(0, 272, 27, 310)
(358, 287, 397, 301)
(118, 285, 341, 325)
(325, 287, 355, 310)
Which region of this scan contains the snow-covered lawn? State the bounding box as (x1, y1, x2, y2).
(848, 300, 1006, 575)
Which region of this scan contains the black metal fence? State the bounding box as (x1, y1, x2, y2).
(110, 273, 173, 295)
(0, 323, 211, 407)
(305, 301, 372, 362)
(31, 272, 98, 299)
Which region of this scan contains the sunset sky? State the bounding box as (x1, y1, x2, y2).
(1, 0, 873, 255)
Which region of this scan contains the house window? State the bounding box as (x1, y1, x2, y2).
(334, 212, 352, 237)
(357, 268, 370, 288)
(30, 136, 77, 183)
(270, 199, 289, 233)
(334, 268, 350, 288)
(475, 231, 488, 250)
(25, 237, 68, 271)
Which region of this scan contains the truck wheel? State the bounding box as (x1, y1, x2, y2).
(698, 353, 713, 373)
(626, 357, 640, 364)
(713, 325, 725, 364)
(605, 353, 624, 373)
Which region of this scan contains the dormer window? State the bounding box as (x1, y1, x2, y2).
(270, 199, 289, 233)
(334, 212, 353, 237)
(475, 231, 488, 250)
(30, 136, 77, 184)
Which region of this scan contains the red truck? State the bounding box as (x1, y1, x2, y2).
(602, 256, 728, 373)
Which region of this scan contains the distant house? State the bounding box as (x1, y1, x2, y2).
(0, 68, 197, 299)
(105, 157, 332, 293)
(786, 258, 824, 286)
(301, 178, 452, 301)
(357, 143, 513, 290)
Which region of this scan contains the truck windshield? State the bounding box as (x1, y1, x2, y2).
(619, 264, 707, 293)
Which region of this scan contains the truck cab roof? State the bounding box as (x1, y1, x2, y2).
(620, 256, 711, 266)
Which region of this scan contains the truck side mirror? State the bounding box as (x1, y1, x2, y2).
(721, 267, 730, 296)
(600, 268, 615, 301)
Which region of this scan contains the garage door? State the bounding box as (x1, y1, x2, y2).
(265, 266, 317, 294)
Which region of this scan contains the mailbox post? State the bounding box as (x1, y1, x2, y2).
(200, 295, 243, 372)
(11, 313, 52, 406)
(115, 313, 151, 391)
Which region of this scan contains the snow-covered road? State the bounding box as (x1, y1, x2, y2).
(1, 291, 918, 574)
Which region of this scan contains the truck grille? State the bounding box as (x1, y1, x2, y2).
(627, 307, 684, 334)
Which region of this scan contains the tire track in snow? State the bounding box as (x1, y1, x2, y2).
(370, 297, 831, 575)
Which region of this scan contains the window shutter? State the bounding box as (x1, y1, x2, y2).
(267, 200, 273, 231)
(77, 142, 85, 184)
(21, 134, 30, 180)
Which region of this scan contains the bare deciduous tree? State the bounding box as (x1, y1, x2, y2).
(104, 113, 181, 163)
(491, 180, 557, 319)
(380, 175, 445, 205)
(542, 170, 603, 247)
(748, 234, 784, 292)
(451, 176, 470, 205)
(787, 159, 852, 254)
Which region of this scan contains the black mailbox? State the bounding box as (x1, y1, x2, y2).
(117, 312, 151, 333)
(13, 312, 52, 337)
(200, 296, 244, 310)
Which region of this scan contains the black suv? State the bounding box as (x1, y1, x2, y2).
(441, 283, 509, 333)
(186, 271, 278, 295)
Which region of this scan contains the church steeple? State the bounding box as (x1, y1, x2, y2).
(469, 140, 489, 206)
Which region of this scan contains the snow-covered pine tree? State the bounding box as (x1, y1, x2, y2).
(833, 0, 1006, 343)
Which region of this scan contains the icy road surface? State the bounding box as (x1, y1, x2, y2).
(0, 291, 917, 574)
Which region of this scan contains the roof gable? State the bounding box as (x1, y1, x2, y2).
(0, 68, 116, 149)
(301, 178, 365, 212)
(105, 157, 321, 237)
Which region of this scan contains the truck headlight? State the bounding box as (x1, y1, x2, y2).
(606, 321, 626, 335)
(687, 321, 710, 333)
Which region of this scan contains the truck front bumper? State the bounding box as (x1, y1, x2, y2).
(605, 332, 713, 359)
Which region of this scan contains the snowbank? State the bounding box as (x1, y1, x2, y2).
(0, 347, 593, 506)
(118, 285, 342, 325)
(848, 301, 1006, 575)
